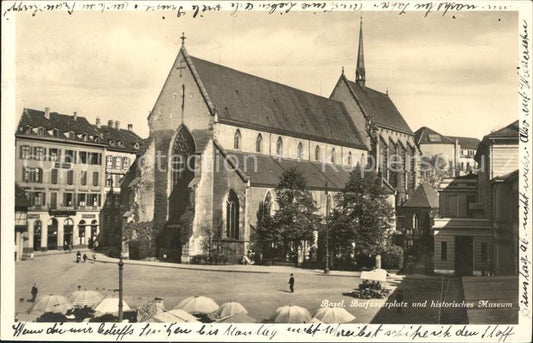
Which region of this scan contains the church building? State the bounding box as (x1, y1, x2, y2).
(122, 21, 420, 263)
(330, 19, 419, 205)
(121, 34, 369, 263)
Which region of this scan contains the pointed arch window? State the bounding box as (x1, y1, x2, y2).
(276, 137, 283, 156)
(226, 190, 239, 239)
(234, 129, 241, 150)
(263, 191, 273, 218)
(297, 142, 304, 159)
(330, 148, 336, 163)
(315, 146, 321, 161)
(171, 126, 196, 190)
(256, 134, 263, 153)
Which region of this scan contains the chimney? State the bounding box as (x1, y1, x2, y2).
(44, 107, 50, 119)
(115, 120, 120, 130)
(73, 111, 78, 121)
(127, 124, 133, 131)
(108, 120, 113, 127)
(95, 117, 101, 127)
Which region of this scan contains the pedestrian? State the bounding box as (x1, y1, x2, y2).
(395, 289, 404, 313)
(83, 253, 88, 263)
(288, 273, 295, 293)
(64, 241, 69, 253)
(76, 251, 81, 263)
(68, 243, 72, 253)
(92, 253, 96, 263)
(30, 283, 38, 302)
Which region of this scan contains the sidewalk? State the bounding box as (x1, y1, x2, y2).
(94, 253, 368, 277)
(22, 248, 92, 260)
(462, 275, 518, 324)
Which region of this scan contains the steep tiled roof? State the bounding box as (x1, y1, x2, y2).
(188, 56, 367, 150)
(95, 124, 144, 153)
(487, 120, 519, 138)
(225, 151, 351, 190)
(447, 136, 480, 150)
(342, 77, 413, 135)
(415, 126, 455, 145)
(17, 108, 100, 143)
(15, 183, 29, 208)
(402, 183, 438, 208)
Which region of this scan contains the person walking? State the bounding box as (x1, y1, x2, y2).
(76, 251, 81, 263)
(288, 274, 295, 293)
(82, 253, 88, 263)
(30, 283, 38, 302)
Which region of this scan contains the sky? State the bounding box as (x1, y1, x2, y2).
(13, 9, 518, 139)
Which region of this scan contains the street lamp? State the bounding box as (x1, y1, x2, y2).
(324, 182, 329, 274)
(118, 256, 124, 321)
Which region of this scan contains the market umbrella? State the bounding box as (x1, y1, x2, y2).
(150, 309, 199, 323)
(216, 313, 257, 323)
(214, 302, 248, 318)
(94, 298, 131, 314)
(313, 307, 356, 324)
(270, 305, 311, 323)
(137, 298, 166, 322)
(32, 295, 73, 314)
(68, 290, 104, 308)
(174, 296, 219, 314)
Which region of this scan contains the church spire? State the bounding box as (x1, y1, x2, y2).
(356, 17, 365, 87)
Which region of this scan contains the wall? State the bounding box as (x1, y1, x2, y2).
(214, 123, 367, 167)
(490, 144, 519, 179)
(433, 232, 455, 274)
(211, 147, 249, 263)
(148, 49, 213, 134)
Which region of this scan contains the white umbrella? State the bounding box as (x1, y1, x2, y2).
(150, 309, 199, 323)
(216, 313, 257, 323)
(270, 305, 312, 323)
(174, 296, 219, 314)
(32, 295, 73, 314)
(214, 302, 248, 318)
(68, 290, 104, 308)
(313, 307, 356, 324)
(94, 298, 131, 314)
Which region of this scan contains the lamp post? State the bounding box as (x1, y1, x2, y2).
(118, 256, 124, 321)
(324, 182, 330, 274)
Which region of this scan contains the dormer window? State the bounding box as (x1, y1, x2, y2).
(108, 139, 115, 146)
(52, 129, 59, 137)
(134, 142, 140, 149)
(67, 131, 75, 139)
(36, 127, 46, 135)
(21, 126, 32, 134)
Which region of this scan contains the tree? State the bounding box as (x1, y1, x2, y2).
(256, 168, 321, 266)
(419, 154, 454, 188)
(327, 166, 394, 265)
